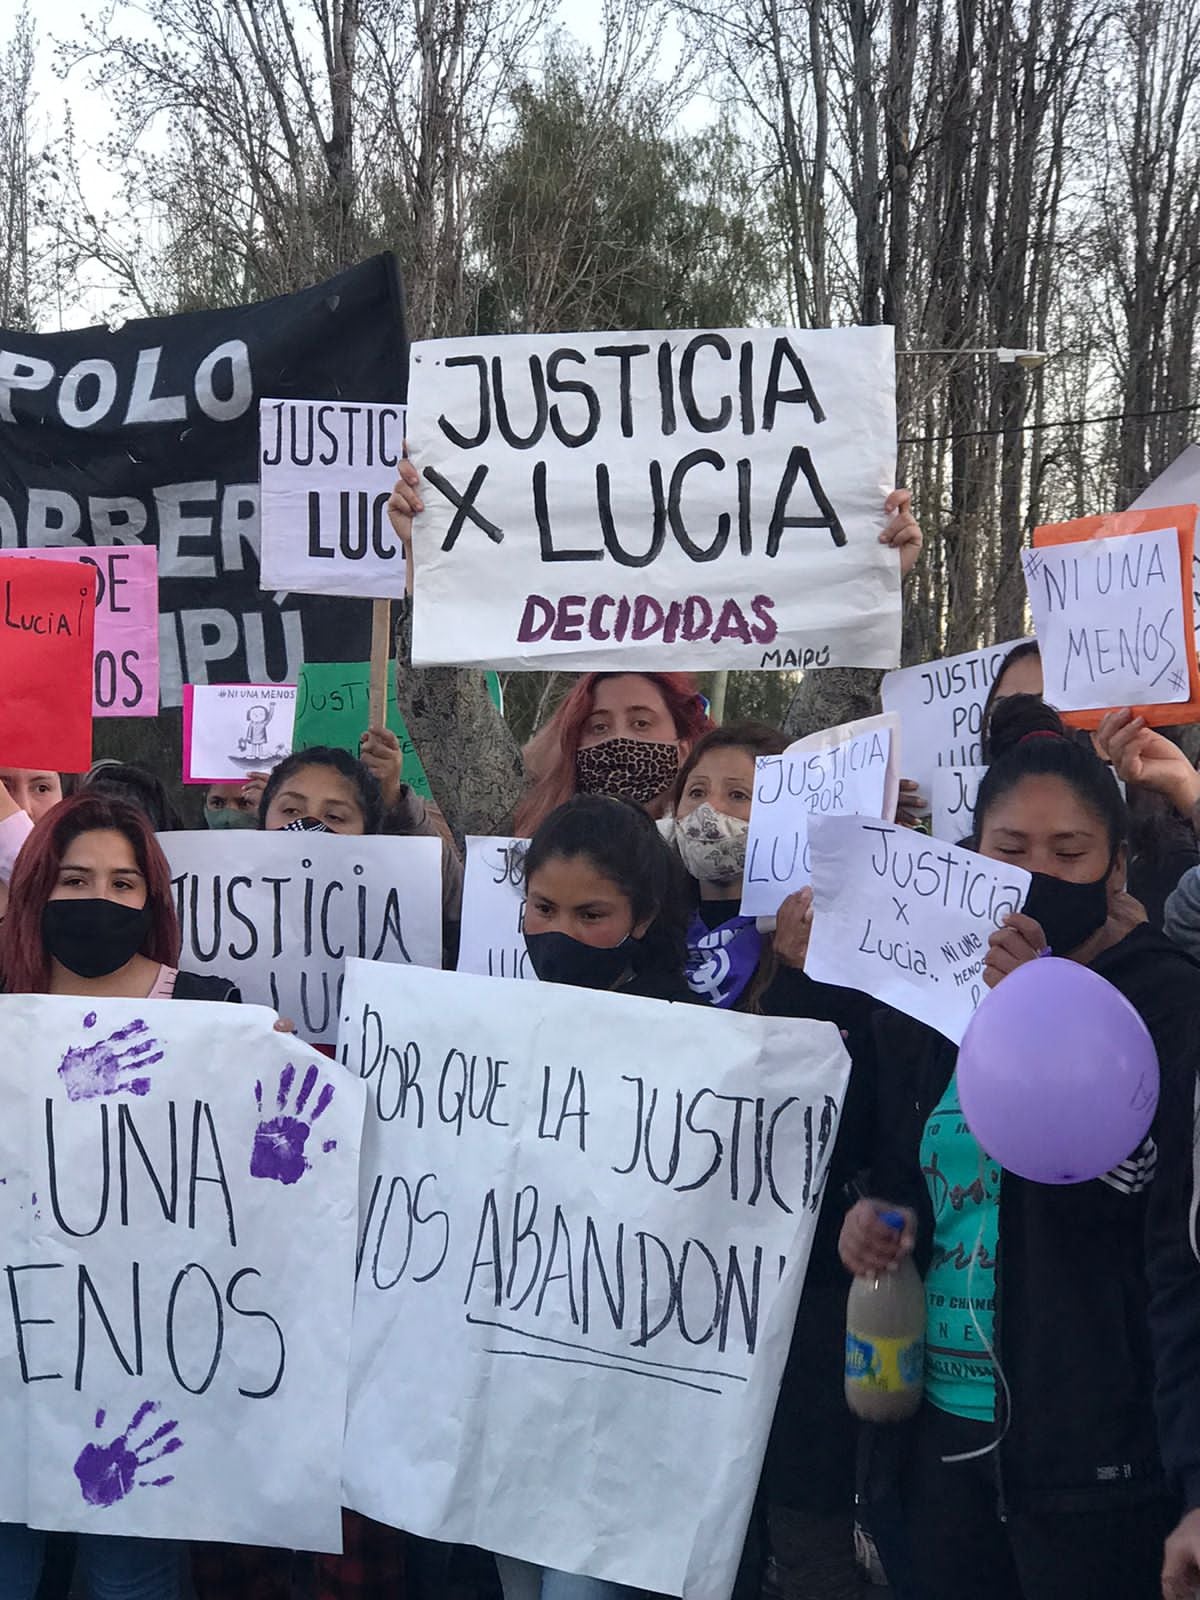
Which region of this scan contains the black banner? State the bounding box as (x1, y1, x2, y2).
(0, 255, 408, 707)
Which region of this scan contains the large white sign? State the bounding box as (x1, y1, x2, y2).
(338, 961, 850, 1598)
(258, 399, 408, 599)
(0, 995, 362, 1549)
(880, 637, 1028, 803)
(1023, 528, 1189, 710)
(1130, 446, 1200, 641)
(161, 832, 443, 1044)
(804, 816, 1031, 1042)
(740, 713, 899, 917)
(929, 764, 987, 843)
(407, 327, 900, 671)
(457, 837, 536, 980)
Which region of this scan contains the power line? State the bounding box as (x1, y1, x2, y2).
(900, 398, 1200, 447)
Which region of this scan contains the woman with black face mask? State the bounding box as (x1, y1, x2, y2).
(0, 793, 241, 1600)
(838, 694, 1200, 1600)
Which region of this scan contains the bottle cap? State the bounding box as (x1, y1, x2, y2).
(879, 1209, 907, 1232)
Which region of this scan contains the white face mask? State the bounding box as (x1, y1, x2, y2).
(675, 802, 750, 885)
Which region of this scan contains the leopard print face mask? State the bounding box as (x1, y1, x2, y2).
(575, 736, 679, 805)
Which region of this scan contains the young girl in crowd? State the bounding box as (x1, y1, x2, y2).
(382, 461, 923, 842)
(0, 793, 244, 1600)
(491, 794, 690, 1600)
(840, 695, 1200, 1600)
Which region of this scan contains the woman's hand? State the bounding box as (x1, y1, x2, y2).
(1096, 709, 1200, 818)
(839, 1199, 917, 1276)
(984, 911, 1047, 988)
(1162, 1508, 1200, 1599)
(386, 457, 423, 597)
(895, 777, 928, 828)
(360, 726, 403, 810)
(774, 887, 813, 969)
(881, 488, 923, 579)
(273, 1017, 297, 1035)
(240, 772, 269, 816)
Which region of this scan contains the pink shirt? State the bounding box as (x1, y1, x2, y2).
(148, 965, 178, 999)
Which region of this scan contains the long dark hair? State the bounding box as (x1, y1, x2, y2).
(670, 720, 788, 814)
(521, 794, 688, 980)
(980, 641, 1041, 763)
(258, 747, 384, 834)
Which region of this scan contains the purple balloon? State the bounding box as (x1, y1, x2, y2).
(957, 957, 1159, 1185)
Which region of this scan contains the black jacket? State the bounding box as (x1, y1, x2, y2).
(867, 924, 1200, 1514)
(173, 971, 241, 1003)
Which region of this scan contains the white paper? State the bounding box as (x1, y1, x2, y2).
(740, 712, 900, 917)
(880, 638, 1029, 802)
(457, 837, 536, 980)
(338, 961, 850, 1599)
(187, 683, 296, 782)
(160, 831, 443, 1044)
(0, 996, 362, 1549)
(1023, 528, 1189, 709)
(805, 816, 1031, 1043)
(407, 327, 900, 671)
(929, 765, 987, 843)
(258, 399, 409, 599)
(1130, 444, 1200, 646)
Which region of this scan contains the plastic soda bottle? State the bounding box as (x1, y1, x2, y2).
(845, 1209, 925, 1421)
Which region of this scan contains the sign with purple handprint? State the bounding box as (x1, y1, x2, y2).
(0, 992, 363, 1551)
(337, 959, 851, 1600)
(161, 830, 442, 1045)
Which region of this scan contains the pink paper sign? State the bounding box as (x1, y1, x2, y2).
(0, 545, 159, 716)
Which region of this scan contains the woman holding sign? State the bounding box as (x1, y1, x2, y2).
(839, 695, 1200, 1600)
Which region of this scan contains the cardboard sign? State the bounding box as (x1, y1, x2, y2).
(1031, 507, 1200, 727)
(0, 994, 362, 1549)
(160, 831, 443, 1045)
(457, 836, 536, 979)
(183, 684, 297, 783)
(740, 713, 899, 917)
(337, 961, 850, 1598)
(407, 326, 900, 671)
(292, 661, 503, 803)
(930, 765, 987, 843)
(1023, 527, 1190, 711)
(880, 638, 1029, 802)
(805, 816, 1031, 1043)
(0, 557, 96, 771)
(0, 545, 159, 716)
(259, 400, 408, 599)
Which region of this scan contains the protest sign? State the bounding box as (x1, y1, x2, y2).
(740, 712, 899, 917)
(1030, 507, 1200, 727)
(160, 832, 442, 1044)
(0, 544, 158, 716)
(292, 661, 503, 802)
(1023, 526, 1191, 711)
(880, 637, 1028, 802)
(457, 836, 535, 979)
(337, 961, 850, 1598)
(0, 994, 362, 1548)
(0, 254, 407, 705)
(1130, 445, 1200, 641)
(183, 684, 297, 783)
(929, 765, 986, 843)
(407, 326, 900, 671)
(805, 816, 1031, 1042)
(259, 400, 408, 599)
(0, 557, 96, 770)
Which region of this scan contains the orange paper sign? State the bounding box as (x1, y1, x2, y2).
(1031, 506, 1200, 728)
(0, 558, 97, 771)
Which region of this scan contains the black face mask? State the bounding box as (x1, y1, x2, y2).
(1021, 871, 1110, 957)
(43, 899, 152, 979)
(524, 930, 634, 989)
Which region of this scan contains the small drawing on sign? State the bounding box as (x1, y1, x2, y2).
(232, 702, 290, 770)
(57, 1014, 163, 1103)
(73, 1402, 183, 1507)
(251, 1063, 338, 1186)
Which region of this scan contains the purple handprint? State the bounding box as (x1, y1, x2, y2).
(73, 1401, 182, 1508)
(250, 1062, 337, 1186)
(57, 1013, 163, 1103)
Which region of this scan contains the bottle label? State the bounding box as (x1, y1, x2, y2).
(845, 1330, 924, 1393)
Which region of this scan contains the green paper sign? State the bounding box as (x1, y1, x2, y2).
(293, 661, 501, 801)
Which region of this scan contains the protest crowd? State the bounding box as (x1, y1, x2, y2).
(4, 286, 1200, 1600)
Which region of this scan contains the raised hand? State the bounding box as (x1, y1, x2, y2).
(73, 1401, 182, 1508)
(57, 1014, 164, 1103)
(251, 1062, 337, 1186)
(881, 488, 923, 579)
(386, 457, 423, 596)
(1095, 709, 1200, 818)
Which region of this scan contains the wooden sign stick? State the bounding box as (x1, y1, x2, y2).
(368, 599, 392, 728)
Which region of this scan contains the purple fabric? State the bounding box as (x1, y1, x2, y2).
(685, 911, 763, 1008)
